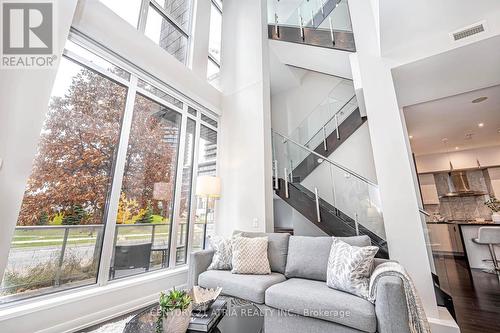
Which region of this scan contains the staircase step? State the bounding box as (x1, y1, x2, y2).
(274, 228, 294, 235)
(292, 108, 366, 182)
(275, 178, 389, 258)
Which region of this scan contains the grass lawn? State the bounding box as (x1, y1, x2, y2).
(11, 222, 173, 249)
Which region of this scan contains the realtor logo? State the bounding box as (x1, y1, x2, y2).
(1, 1, 56, 68)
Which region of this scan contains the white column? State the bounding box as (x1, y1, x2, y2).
(216, 0, 274, 236)
(348, 0, 439, 318)
(0, 0, 79, 281)
(189, 0, 212, 79)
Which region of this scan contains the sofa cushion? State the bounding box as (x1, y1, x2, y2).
(285, 235, 371, 281)
(326, 238, 379, 299)
(234, 231, 290, 274)
(231, 236, 271, 275)
(265, 278, 377, 333)
(207, 235, 233, 270)
(198, 270, 285, 304)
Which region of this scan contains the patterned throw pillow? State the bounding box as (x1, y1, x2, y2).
(326, 237, 379, 299)
(207, 235, 233, 270)
(231, 236, 271, 275)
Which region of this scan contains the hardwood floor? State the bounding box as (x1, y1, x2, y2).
(433, 255, 500, 333)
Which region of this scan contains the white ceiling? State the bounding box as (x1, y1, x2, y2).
(392, 34, 500, 108)
(404, 85, 500, 156)
(379, 0, 500, 56)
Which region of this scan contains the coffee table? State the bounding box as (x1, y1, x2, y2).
(123, 296, 264, 333)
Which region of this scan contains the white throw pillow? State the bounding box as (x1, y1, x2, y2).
(231, 236, 271, 275)
(207, 235, 233, 270)
(326, 237, 379, 299)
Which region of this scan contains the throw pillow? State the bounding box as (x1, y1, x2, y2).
(207, 235, 233, 270)
(326, 237, 379, 299)
(231, 236, 271, 275)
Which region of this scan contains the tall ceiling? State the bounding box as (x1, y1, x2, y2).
(379, 0, 500, 56)
(404, 85, 500, 156)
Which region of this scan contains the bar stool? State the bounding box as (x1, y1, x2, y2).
(473, 226, 500, 281)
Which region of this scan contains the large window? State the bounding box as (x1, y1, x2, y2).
(100, 0, 192, 64)
(110, 95, 182, 279)
(0, 54, 128, 303)
(207, 0, 222, 87)
(0, 35, 218, 303)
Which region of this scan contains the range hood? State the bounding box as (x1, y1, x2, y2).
(441, 171, 487, 198)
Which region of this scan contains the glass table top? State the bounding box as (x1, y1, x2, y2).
(123, 296, 264, 333)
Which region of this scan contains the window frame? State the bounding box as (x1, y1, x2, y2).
(138, 0, 194, 64)
(0, 30, 219, 306)
(207, 0, 222, 84)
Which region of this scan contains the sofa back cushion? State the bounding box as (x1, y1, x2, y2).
(233, 231, 290, 274)
(285, 235, 371, 281)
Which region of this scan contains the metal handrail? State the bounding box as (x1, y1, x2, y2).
(14, 224, 104, 230)
(273, 130, 378, 187)
(303, 95, 357, 148)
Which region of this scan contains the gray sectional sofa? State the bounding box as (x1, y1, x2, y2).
(188, 232, 411, 333)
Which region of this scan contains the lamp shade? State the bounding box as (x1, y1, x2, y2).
(195, 176, 221, 198)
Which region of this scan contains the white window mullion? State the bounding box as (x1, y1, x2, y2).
(168, 107, 189, 268)
(186, 117, 202, 260)
(97, 76, 139, 286)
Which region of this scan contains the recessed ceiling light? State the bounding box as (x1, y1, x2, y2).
(455, 146, 459, 150)
(472, 96, 488, 103)
(409, 135, 413, 139)
(478, 123, 484, 127)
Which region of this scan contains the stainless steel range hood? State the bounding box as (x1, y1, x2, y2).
(441, 171, 487, 198)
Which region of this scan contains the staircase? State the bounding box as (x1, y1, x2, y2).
(272, 97, 389, 258)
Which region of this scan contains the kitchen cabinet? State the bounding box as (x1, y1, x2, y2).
(487, 167, 500, 197)
(427, 223, 464, 254)
(419, 174, 440, 205)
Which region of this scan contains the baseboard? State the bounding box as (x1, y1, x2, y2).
(428, 307, 460, 333)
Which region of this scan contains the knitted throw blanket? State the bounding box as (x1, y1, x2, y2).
(368, 261, 431, 333)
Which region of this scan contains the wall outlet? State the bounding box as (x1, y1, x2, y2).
(252, 218, 259, 228)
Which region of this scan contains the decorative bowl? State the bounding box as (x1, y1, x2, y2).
(191, 286, 222, 312)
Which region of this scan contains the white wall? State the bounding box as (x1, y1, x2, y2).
(269, 39, 353, 78)
(0, 0, 79, 284)
(271, 71, 354, 137)
(216, 0, 274, 235)
(189, 0, 212, 80)
(300, 123, 384, 237)
(416, 145, 500, 173)
(273, 198, 327, 236)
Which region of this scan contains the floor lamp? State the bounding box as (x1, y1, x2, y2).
(195, 175, 221, 249)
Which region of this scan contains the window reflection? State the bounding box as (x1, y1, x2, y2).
(0, 56, 127, 302)
(145, 5, 188, 64)
(110, 94, 182, 279)
(192, 126, 218, 251)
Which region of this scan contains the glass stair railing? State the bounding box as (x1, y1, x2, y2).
(289, 84, 358, 150)
(268, 0, 355, 51)
(272, 130, 388, 257)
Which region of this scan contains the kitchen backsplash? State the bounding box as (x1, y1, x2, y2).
(424, 169, 493, 221)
